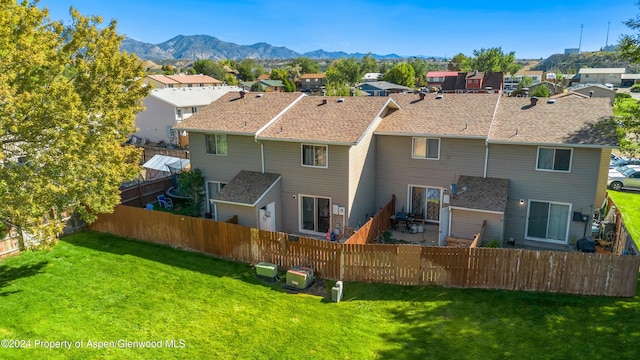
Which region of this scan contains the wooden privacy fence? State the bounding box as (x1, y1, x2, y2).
(345, 195, 395, 245)
(89, 205, 640, 297)
(120, 177, 174, 208)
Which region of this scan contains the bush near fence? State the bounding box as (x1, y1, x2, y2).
(89, 205, 640, 297)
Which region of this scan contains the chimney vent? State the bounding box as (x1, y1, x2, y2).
(530, 97, 539, 106)
(322, 99, 328, 105)
(419, 92, 426, 100)
(239, 90, 246, 98)
(589, 90, 594, 98)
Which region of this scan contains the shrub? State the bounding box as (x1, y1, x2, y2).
(615, 92, 632, 100)
(483, 239, 502, 248)
(630, 84, 640, 92)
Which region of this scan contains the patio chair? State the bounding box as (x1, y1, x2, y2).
(157, 194, 173, 209)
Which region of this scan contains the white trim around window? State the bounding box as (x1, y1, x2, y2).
(524, 199, 571, 244)
(298, 194, 331, 236)
(206, 134, 228, 156)
(412, 137, 440, 160)
(536, 147, 572, 172)
(301, 144, 328, 168)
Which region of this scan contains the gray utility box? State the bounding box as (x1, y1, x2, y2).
(331, 281, 343, 303)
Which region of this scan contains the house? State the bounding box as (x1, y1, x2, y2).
(133, 86, 241, 146)
(621, 73, 640, 87)
(567, 83, 616, 105)
(259, 80, 285, 92)
(177, 91, 616, 250)
(298, 73, 326, 92)
(145, 74, 223, 89)
(578, 68, 626, 86)
(504, 70, 544, 89)
(175, 92, 400, 234)
(441, 72, 503, 93)
(358, 81, 414, 96)
(426, 71, 458, 90)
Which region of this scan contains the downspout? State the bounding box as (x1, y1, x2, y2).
(484, 94, 501, 178)
(260, 141, 265, 174)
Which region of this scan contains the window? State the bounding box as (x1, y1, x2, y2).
(526, 200, 571, 243)
(206, 134, 228, 155)
(191, 106, 198, 113)
(409, 185, 441, 222)
(206, 181, 227, 220)
(300, 195, 330, 234)
(537, 147, 572, 172)
(412, 137, 440, 159)
(168, 84, 174, 88)
(302, 144, 327, 167)
(176, 109, 182, 119)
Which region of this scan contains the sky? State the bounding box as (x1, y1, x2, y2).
(36, 0, 640, 59)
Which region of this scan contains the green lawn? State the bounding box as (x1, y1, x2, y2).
(608, 190, 640, 248)
(1, 231, 639, 360)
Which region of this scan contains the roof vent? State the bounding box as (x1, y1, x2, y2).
(256, 93, 263, 98)
(547, 99, 556, 104)
(435, 95, 443, 100)
(589, 90, 594, 98)
(337, 98, 345, 103)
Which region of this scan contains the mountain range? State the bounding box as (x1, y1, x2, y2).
(121, 35, 403, 60)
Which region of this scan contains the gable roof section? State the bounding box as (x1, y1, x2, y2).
(260, 80, 285, 87)
(147, 75, 179, 85)
(449, 175, 509, 213)
(165, 74, 222, 84)
(257, 96, 399, 145)
(150, 86, 241, 107)
(359, 81, 414, 92)
(212, 170, 281, 206)
(376, 93, 499, 138)
(489, 97, 617, 147)
(175, 91, 304, 135)
(300, 73, 326, 79)
(427, 71, 458, 78)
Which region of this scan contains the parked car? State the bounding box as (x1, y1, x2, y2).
(609, 157, 640, 169)
(608, 168, 640, 190)
(609, 165, 640, 177)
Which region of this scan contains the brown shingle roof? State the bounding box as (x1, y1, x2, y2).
(300, 73, 326, 79)
(376, 93, 499, 137)
(165, 74, 222, 84)
(449, 175, 509, 212)
(213, 170, 280, 205)
(257, 96, 397, 144)
(147, 75, 179, 84)
(175, 92, 304, 135)
(489, 97, 617, 146)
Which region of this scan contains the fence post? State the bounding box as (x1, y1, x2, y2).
(339, 245, 345, 281)
(250, 228, 260, 265)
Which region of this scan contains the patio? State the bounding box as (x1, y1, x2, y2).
(386, 222, 440, 246)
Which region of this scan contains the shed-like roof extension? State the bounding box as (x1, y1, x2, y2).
(174, 91, 304, 135)
(489, 97, 617, 147)
(212, 170, 281, 206)
(150, 86, 241, 107)
(257, 96, 398, 144)
(449, 175, 509, 213)
(376, 93, 499, 138)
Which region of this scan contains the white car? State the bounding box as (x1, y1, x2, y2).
(608, 168, 640, 190)
(608, 165, 640, 177)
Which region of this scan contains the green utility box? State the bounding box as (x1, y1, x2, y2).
(255, 262, 278, 282)
(286, 266, 315, 290)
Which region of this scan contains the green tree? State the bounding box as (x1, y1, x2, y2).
(192, 59, 226, 80)
(250, 81, 265, 92)
(288, 57, 320, 75)
(408, 58, 429, 87)
(324, 83, 351, 96)
(360, 53, 379, 74)
(383, 62, 416, 87)
(469, 47, 520, 75)
(177, 168, 205, 217)
(269, 68, 289, 81)
(619, 3, 640, 63)
(161, 64, 174, 75)
(530, 85, 550, 98)
(237, 59, 264, 81)
(223, 73, 238, 86)
(448, 53, 471, 71)
(282, 78, 297, 92)
(0, 1, 149, 248)
(326, 57, 362, 86)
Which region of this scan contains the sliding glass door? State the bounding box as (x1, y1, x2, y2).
(300, 195, 331, 234)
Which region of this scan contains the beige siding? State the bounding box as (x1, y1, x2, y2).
(595, 149, 611, 208)
(263, 141, 350, 235)
(487, 144, 602, 245)
(135, 97, 176, 143)
(189, 133, 262, 183)
(255, 180, 282, 231)
(375, 136, 487, 212)
(451, 208, 503, 242)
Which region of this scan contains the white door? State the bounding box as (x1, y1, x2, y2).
(259, 202, 276, 231)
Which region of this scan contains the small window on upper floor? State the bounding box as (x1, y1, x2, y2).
(176, 109, 182, 119)
(192, 107, 198, 113)
(206, 134, 228, 155)
(537, 147, 572, 172)
(302, 144, 327, 168)
(412, 137, 440, 160)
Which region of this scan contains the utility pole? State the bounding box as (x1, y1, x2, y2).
(578, 24, 584, 53)
(605, 21, 611, 51)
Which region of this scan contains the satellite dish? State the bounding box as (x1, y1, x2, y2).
(450, 183, 459, 194)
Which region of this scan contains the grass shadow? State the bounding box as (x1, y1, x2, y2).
(0, 261, 48, 297)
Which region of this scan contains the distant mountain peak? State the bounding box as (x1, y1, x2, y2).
(120, 35, 402, 60)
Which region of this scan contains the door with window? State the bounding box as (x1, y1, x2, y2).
(409, 185, 441, 223)
(206, 181, 226, 220)
(526, 200, 570, 243)
(300, 195, 331, 235)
